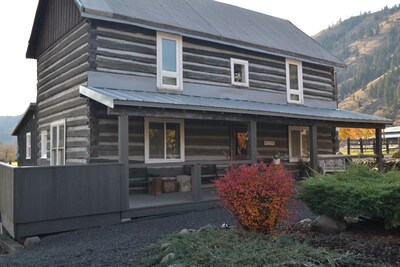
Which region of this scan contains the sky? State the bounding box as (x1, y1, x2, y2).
(0, 0, 399, 116)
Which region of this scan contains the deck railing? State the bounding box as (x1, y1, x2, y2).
(0, 162, 123, 239)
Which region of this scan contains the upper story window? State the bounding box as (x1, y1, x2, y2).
(26, 132, 31, 159)
(50, 120, 65, 166)
(231, 58, 249, 87)
(157, 32, 183, 91)
(145, 118, 185, 163)
(286, 59, 303, 105)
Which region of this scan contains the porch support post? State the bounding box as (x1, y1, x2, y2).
(375, 128, 383, 171)
(309, 125, 318, 172)
(249, 120, 258, 163)
(118, 114, 129, 211)
(191, 164, 202, 201)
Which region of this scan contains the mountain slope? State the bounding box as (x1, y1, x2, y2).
(0, 116, 20, 144)
(314, 5, 400, 124)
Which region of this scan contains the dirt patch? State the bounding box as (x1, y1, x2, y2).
(290, 220, 400, 266)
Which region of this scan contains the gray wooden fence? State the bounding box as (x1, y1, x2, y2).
(0, 162, 123, 239)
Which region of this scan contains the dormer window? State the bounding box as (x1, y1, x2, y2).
(157, 32, 183, 91)
(230, 58, 249, 87)
(286, 59, 303, 104)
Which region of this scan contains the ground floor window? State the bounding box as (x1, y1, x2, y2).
(50, 120, 65, 166)
(26, 132, 31, 159)
(145, 118, 185, 163)
(289, 126, 309, 161)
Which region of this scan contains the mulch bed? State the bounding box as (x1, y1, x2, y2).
(288, 219, 400, 266)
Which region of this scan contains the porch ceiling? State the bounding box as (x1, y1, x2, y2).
(80, 85, 392, 126)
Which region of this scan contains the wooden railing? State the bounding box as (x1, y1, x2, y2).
(0, 162, 123, 239)
(129, 160, 252, 201)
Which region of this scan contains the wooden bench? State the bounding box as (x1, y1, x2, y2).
(318, 155, 347, 175)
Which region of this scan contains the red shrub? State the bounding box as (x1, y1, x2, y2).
(214, 162, 295, 233)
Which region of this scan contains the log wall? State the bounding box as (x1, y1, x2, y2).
(37, 21, 91, 165)
(88, 21, 335, 101)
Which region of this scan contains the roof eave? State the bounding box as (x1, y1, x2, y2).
(112, 99, 390, 126)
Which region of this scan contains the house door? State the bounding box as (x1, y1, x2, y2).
(231, 127, 249, 160)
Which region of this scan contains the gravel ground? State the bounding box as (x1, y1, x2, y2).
(0, 202, 313, 267)
(0, 208, 235, 267)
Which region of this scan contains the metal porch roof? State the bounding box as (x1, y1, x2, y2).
(71, 0, 344, 67)
(80, 86, 391, 125)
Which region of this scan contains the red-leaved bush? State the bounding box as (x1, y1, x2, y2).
(214, 162, 295, 233)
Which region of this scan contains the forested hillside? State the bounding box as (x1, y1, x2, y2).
(0, 116, 20, 144)
(314, 5, 400, 124)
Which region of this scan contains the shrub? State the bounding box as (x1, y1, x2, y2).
(214, 162, 295, 233)
(299, 164, 400, 229)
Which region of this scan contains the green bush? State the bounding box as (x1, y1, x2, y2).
(299, 164, 400, 229)
(144, 229, 359, 266)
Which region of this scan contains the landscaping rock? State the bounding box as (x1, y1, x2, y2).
(23, 237, 41, 247)
(311, 215, 347, 234)
(160, 253, 175, 264)
(179, 229, 190, 235)
(161, 242, 172, 252)
(168, 264, 185, 267)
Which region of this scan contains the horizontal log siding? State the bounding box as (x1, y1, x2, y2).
(37, 22, 90, 165)
(89, 22, 335, 101)
(185, 120, 230, 161)
(89, 104, 145, 163)
(257, 124, 335, 158)
(302, 63, 335, 101)
(183, 39, 287, 92)
(33, 0, 82, 58)
(90, 22, 157, 77)
(257, 123, 289, 158)
(317, 126, 336, 154)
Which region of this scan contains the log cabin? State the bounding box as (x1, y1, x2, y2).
(2, 0, 391, 239)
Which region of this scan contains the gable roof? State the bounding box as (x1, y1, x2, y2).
(11, 103, 37, 136)
(28, 0, 344, 68)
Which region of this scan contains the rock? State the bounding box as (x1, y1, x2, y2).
(311, 215, 347, 234)
(23, 236, 41, 247)
(179, 229, 190, 234)
(160, 253, 175, 264)
(197, 224, 216, 233)
(168, 264, 185, 267)
(161, 242, 172, 252)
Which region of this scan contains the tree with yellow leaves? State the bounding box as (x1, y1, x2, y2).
(338, 128, 375, 140)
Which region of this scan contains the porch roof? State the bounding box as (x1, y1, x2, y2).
(80, 86, 391, 126)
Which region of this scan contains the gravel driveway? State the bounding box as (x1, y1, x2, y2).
(0, 200, 312, 267)
(0, 208, 235, 267)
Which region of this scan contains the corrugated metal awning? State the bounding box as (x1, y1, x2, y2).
(80, 86, 391, 125)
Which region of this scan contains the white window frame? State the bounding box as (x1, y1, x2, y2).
(288, 126, 309, 162)
(26, 132, 31, 160)
(144, 118, 185, 163)
(286, 59, 304, 105)
(50, 120, 66, 166)
(41, 130, 48, 159)
(157, 32, 183, 91)
(230, 58, 249, 87)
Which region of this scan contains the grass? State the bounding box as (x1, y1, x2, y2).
(144, 229, 359, 267)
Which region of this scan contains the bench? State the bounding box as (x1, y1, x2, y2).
(318, 155, 347, 175)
